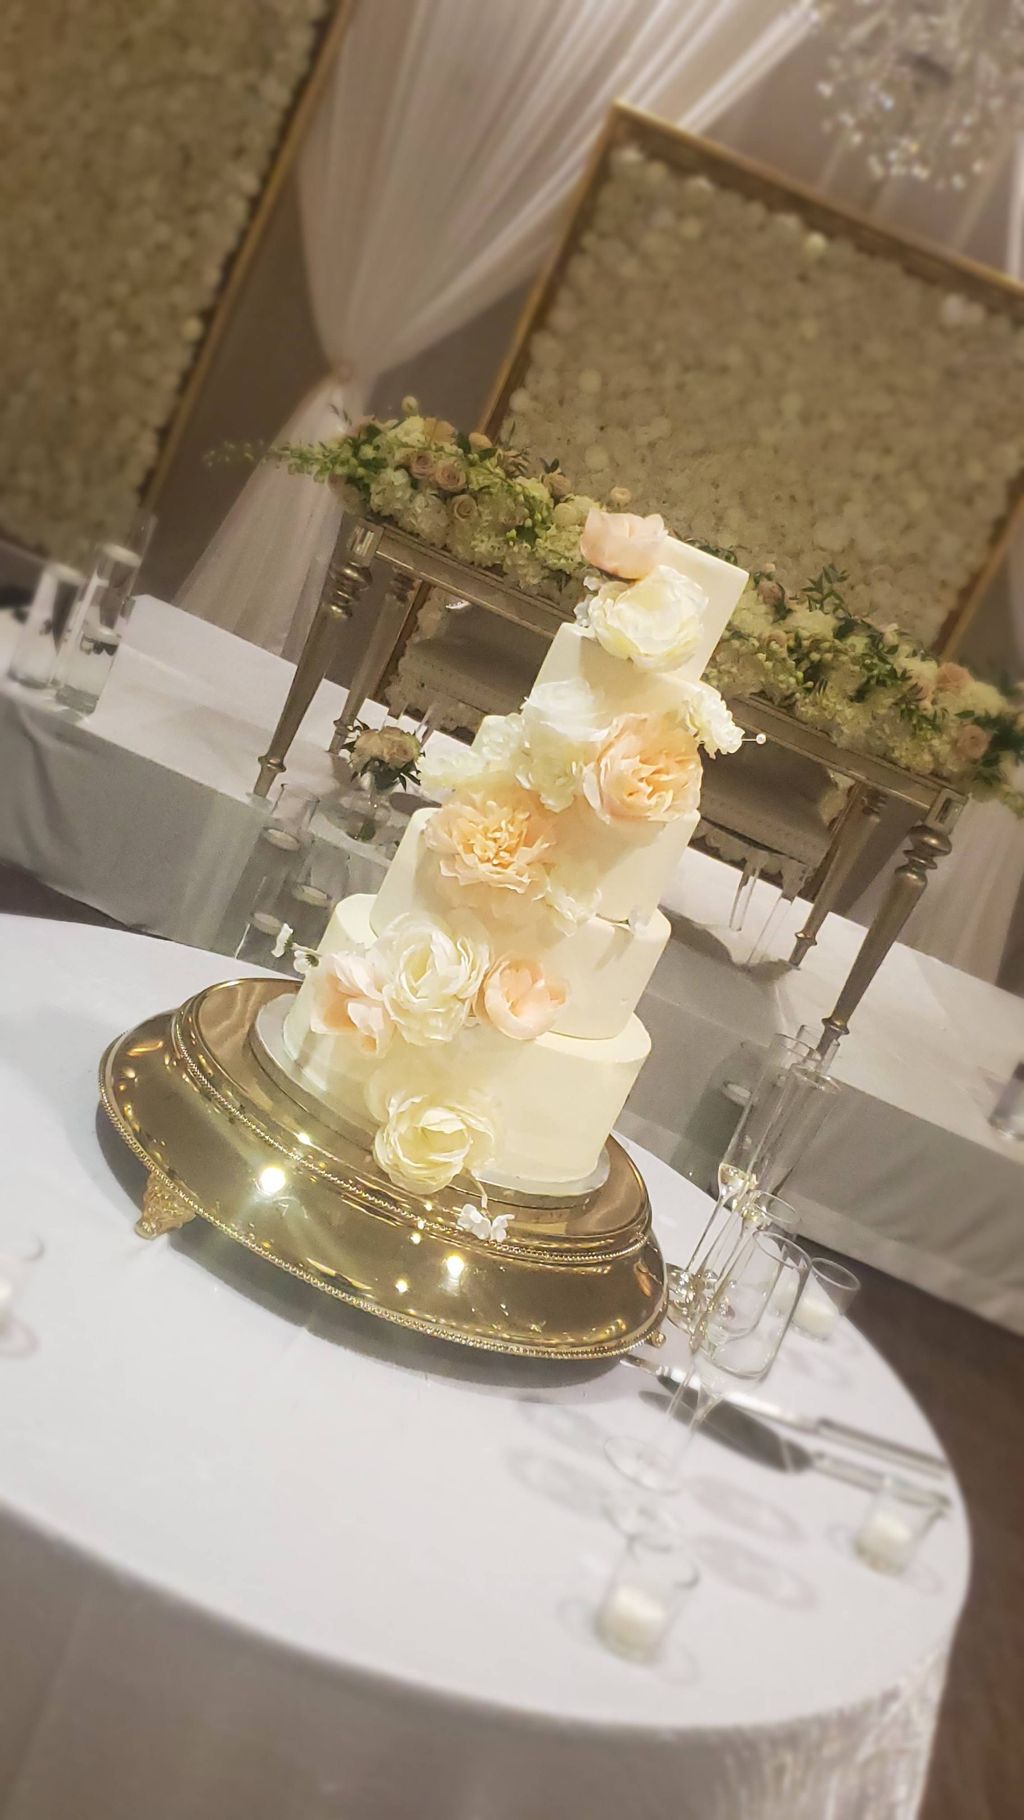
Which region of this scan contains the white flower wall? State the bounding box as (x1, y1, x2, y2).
(502, 143, 1024, 647)
(0, 0, 326, 560)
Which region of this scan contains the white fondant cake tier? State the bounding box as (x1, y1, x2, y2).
(533, 623, 706, 720)
(370, 810, 669, 1039)
(657, 538, 749, 679)
(282, 895, 650, 1187)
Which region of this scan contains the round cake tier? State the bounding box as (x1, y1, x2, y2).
(283, 894, 651, 1190)
(371, 810, 669, 1039)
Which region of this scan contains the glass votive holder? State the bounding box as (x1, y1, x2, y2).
(0, 1232, 44, 1331)
(854, 1479, 946, 1576)
(7, 562, 84, 689)
(54, 541, 142, 714)
(790, 1257, 859, 1341)
(595, 1529, 700, 1664)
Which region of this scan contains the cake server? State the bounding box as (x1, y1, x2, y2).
(724, 1390, 949, 1478)
(626, 1359, 950, 1501)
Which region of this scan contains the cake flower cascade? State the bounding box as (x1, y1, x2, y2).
(282, 507, 749, 1215)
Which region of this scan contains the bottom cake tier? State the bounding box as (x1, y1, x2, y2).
(282, 894, 651, 1190)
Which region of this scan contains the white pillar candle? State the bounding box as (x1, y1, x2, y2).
(855, 1505, 917, 1574)
(792, 1282, 841, 1339)
(596, 1581, 669, 1661)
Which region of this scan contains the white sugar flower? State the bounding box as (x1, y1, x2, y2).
(373, 912, 489, 1046)
(674, 679, 744, 756)
(515, 679, 606, 810)
(368, 1076, 496, 1195)
(455, 1204, 513, 1244)
(583, 567, 707, 672)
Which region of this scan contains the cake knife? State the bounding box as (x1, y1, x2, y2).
(625, 1357, 949, 1487)
(724, 1390, 949, 1478)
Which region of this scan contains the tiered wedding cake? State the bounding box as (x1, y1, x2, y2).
(282, 510, 748, 1213)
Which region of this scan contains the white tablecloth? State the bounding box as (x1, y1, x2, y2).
(0, 916, 968, 1819)
(0, 598, 351, 946)
(628, 852, 1024, 1335)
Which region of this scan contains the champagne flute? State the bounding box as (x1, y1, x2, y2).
(608, 1229, 805, 1495)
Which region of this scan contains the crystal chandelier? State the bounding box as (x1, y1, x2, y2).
(812, 1, 1024, 190)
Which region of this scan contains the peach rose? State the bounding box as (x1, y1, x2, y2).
(954, 723, 992, 764)
(583, 713, 702, 823)
(409, 450, 436, 482)
(936, 662, 971, 693)
(309, 951, 393, 1056)
(478, 957, 567, 1041)
(579, 506, 669, 580)
(424, 789, 554, 901)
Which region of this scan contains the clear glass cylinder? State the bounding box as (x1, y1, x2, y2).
(54, 541, 141, 714)
(7, 562, 83, 689)
(595, 1529, 700, 1663)
(854, 1480, 945, 1576)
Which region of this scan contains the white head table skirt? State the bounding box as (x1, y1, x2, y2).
(0, 918, 968, 1820)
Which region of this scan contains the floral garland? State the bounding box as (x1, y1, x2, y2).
(267, 403, 606, 599)
(707, 565, 1024, 811)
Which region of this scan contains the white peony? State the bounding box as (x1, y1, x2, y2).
(373, 913, 489, 1046)
(368, 1078, 496, 1194)
(419, 714, 522, 798)
(582, 567, 708, 672)
(674, 679, 744, 756)
(515, 679, 607, 810)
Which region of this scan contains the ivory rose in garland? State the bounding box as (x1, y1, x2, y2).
(425, 787, 555, 902)
(374, 913, 489, 1046)
(478, 957, 567, 1041)
(582, 567, 708, 672)
(579, 506, 668, 578)
(309, 951, 392, 1057)
(584, 713, 703, 823)
(368, 1082, 496, 1194)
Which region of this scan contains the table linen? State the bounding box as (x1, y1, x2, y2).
(0, 916, 969, 1819)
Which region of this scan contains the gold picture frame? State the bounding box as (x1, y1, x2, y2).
(483, 103, 1024, 656)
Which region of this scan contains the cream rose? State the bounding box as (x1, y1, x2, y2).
(583, 712, 702, 823)
(584, 567, 708, 672)
(580, 506, 668, 579)
(674, 678, 744, 756)
(309, 951, 392, 1057)
(478, 957, 567, 1041)
(954, 723, 992, 764)
(370, 1088, 496, 1194)
(374, 913, 489, 1046)
(424, 788, 554, 902)
(516, 679, 606, 810)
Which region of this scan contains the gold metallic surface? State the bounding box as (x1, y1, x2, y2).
(99, 979, 666, 1359)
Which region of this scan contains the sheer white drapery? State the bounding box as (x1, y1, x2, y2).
(178, 0, 810, 656)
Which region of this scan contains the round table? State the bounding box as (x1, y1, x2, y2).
(0, 917, 969, 1820)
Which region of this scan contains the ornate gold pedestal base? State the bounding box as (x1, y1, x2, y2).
(99, 980, 666, 1360)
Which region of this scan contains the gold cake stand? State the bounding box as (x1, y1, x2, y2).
(99, 979, 667, 1360)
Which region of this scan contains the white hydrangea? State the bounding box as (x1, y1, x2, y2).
(501, 147, 1024, 648)
(0, 0, 325, 558)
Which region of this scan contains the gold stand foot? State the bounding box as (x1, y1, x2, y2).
(136, 1174, 196, 1239)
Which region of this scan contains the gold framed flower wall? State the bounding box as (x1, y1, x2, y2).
(484, 105, 1024, 655)
(0, 0, 335, 561)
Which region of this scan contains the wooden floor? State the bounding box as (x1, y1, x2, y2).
(1, 864, 1020, 1819)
